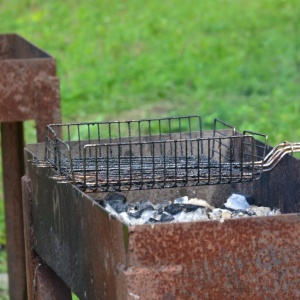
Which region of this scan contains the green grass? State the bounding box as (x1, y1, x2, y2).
(0, 0, 300, 289)
(1, 0, 299, 142)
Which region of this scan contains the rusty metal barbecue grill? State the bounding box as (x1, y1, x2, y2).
(23, 115, 300, 299)
(44, 115, 299, 192)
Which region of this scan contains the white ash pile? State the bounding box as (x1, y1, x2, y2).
(98, 192, 281, 226)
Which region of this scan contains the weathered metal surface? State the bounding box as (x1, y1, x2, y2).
(0, 34, 56, 122)
(34, 262, 72, 300)
(1, 122, 27, 300)
(0, 33, 61, 299)
(24, 139, 300, 299)
(33, 74, 61, 141)
(126, 215, 300, 299)
(24, 144, 128, 299)
(22, 173, 39, 300)
(22, 175, 72, 300)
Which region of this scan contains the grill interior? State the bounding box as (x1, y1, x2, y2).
(44, 115, 268, 191)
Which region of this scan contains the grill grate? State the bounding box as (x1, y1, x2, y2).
(44, 115, 268, 191)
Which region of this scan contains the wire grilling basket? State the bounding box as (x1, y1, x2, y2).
(44, 115, 300, 192)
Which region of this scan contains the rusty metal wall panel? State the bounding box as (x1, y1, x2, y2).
(127, 215, 300, 299)
(24, 145, 128, 299)
(22, 175, 72, 300)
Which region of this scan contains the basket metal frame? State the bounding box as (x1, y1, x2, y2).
(45, 115, 268, 191)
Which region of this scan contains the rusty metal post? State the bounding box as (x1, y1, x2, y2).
(34, 75, 61, 142)
(0, 33, 61, 299)
(1, 122, 26, 299)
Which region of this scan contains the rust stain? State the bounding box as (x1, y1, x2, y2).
(0, 34, 56, 123)
(125, 215, 300, 299)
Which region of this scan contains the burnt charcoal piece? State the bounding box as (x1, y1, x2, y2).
(128, 210, 142, 219)
(147, 218, 160, 224)
(156, 200, 171, 214)
(156, 204, 164, 215)
(165, 203, 205, 215)
(110, 202, 128, 214)
(127, 203, 136, 211)
(164, 204, 185, 215)
(129, 206, 154, 219)
(184, 204, 203, 213)
(244, 210, 256, 216)
(137, 199, 154, 211)
(100, 192, 127, 213)
(104, 192, 126, 203)
(160, 212, 175, 223)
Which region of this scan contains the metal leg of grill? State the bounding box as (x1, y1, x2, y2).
(34, 258, 72, 300)
(1, 34, 62, 299)
(0, 75, 61, 299)
(22, 175, 72, 299)
(1, 122, 27, 299)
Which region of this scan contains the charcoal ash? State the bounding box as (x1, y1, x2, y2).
(209, 208, 232, 220)
(173, 207, 209, 222)
(186, 198, 214, 211)
(128, 206, 154, 219)
(110, 202, 128, 214)
(224, 193, 251, 211)
(246, 205, 281, 217)
(174, 196, 188, 204)
(99, 192, 281, 226)
(156, 200, 171, 215)
(129, 209, 156, 226)
(159, 212, 175, 223)
(223, 193, 281, 217)
(136, 199, 155, 211)
(145, 212, 175, 224)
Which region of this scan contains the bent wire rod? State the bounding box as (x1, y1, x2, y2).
(255, 142, 300, 172)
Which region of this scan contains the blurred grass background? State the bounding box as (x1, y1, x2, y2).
(0, 0, 300, 286)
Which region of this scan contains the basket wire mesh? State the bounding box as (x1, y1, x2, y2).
(45, 115, 268, 191)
